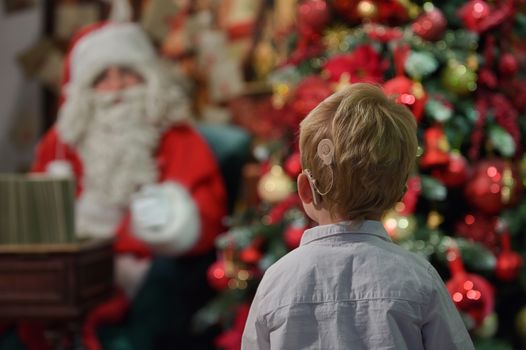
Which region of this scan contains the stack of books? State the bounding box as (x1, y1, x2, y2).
(0, 174, 76, 245)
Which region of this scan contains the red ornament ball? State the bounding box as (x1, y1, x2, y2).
(495, 232, 524, 281)
(383, 76, 427, 121)
(400, 176, 421, 215)
(331, 0, 362, 23)
(464, 160, 522, 215)
(458, 0, 491, 32)
(239, 246, 262, 265)
(419, 126, 450, 168)
(446, 248, 494, 327)
(285, 152, 302, 178)
(432, 152, 470, 187)
(332, 0, 408, 24)
(447, 273, 494, 327)
(456, 214, 499, 252)
(207, 260, 231, 291)
(412, 8, 447, 41)
(507, 80, 526, 113)
(496, 251, 523, 281)
(298, 0, 330, 39)
(284, 225, 306, 249)
(499, 53, 519, 76)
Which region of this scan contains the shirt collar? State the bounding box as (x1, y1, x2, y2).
(300, 220, 392, 246)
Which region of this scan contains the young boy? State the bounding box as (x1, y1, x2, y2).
(241, 83, 474, 349)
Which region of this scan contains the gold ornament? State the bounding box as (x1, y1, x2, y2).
(516, 306, 526, 339)
(407, 4, 421, 19)
(357, 0, 378, 20)
(258, 165, 294, 203)
(272, 83, 291, 109)
(253, 40, 276, 80)
(442, 60, 477, 95)
(222, 244, 236, 278)
(438, 134, 450, 153)
(501, 164, 514, 204)
(323, 26, 351, 52)
(253, 14, 277, 80)
(426, 210, 444, 229)
(383, 209, 417, 241)
(466, 53, 479, 71)
(412, 81, 425, 99)
(397, 0, 422, 19)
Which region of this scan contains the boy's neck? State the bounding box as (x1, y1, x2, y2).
(314, 209, 382, 226)
(316, 210, 344, 226)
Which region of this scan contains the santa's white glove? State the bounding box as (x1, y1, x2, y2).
(131, 182, 200, 255)
(130, 184, 171, 231)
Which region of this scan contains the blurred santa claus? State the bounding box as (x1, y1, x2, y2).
(31, 21, 226, 350)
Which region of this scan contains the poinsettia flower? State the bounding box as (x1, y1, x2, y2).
(322, 45, 387, 84)
(364, 23, 403, 42)
(290, 76, 333, 122)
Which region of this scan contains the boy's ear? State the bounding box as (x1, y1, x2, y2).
(297, 172, 315, 204)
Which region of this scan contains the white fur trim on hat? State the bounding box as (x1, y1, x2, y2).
(131, 182, 200, 256)
(70, 22, 155, 87)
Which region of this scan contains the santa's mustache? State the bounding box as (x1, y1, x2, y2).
(91, 85, 147, 109)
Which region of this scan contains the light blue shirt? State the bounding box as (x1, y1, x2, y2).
(242, 220, 474, 350)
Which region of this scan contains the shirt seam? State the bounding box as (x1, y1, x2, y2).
(302, 231, 392, 246)
(421, 264, 438, 324)
(262, 296, 427, 319)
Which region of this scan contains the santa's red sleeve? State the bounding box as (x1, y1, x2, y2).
(155, 123, 227, 255)
(31, 127, 84, 194)
(117, 124, 227, 257)
(31, 129, 56, 173)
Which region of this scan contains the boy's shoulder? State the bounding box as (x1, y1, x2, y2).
(254, 246, 317, 303)
(257, 237, 442, 310)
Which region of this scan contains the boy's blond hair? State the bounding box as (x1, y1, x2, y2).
(299, 83, 418, 220)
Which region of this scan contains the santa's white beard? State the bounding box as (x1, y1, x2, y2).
(75, 86, 160, 238)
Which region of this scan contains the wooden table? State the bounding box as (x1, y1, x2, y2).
(0, 239, 113, 321)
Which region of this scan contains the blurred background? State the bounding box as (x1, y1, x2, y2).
(1, 0, 526, 349)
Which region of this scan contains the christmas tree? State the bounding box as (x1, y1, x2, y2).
(195, 1, 526, 349)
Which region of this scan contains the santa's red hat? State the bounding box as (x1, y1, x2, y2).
(65, 22, 156, 91)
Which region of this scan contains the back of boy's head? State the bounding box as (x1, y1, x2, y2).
(299, 83, 418, 221)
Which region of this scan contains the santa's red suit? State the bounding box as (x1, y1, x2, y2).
(33, 125, 225, 257)
(27, 22, 226, 350)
